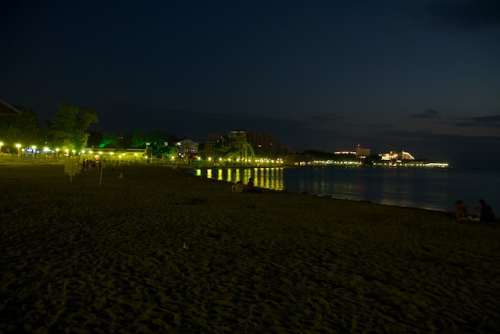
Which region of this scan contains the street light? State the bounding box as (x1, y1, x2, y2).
(15, 144, 21, 156)
(31, 145, 36, 156)
(0, 142, 3, 153)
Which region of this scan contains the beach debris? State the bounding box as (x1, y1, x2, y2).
(183, 243, 190, 250)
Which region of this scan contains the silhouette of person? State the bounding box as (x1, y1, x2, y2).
(247, 177, 254, 189)
(453, 200, 468, 219)
(473, 199, 498, 223)
(231, 181, 244, 193)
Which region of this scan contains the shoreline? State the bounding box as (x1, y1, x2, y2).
(1, 163, 499, 332)
(186, 166, 463, 215)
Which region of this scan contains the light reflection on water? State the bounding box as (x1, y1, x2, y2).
(194, 167, 499, 212)
(197, 167, 285, 191)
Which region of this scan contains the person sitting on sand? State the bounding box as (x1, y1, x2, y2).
(231, 181, 244, 193)
(473, 199, 498, 223)
(246, 177, 262, 193)
(453, 200, 468, 219)
(247, 177, 255, 189)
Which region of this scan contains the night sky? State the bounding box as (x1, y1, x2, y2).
(1, 0, 499, 168)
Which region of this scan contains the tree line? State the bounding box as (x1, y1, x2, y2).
(0, 103, 177, 157)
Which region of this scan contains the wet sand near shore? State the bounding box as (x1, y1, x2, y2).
(1, 163, 499, 332)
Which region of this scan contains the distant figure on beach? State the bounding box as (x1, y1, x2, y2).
(246, 177, 262, 193)
(453, 200, 468, 219)
(473, 199, 498, 222)
(231, 181, 244, 193)
(247, 177, 254, 189)
(118, 170, 129, 178)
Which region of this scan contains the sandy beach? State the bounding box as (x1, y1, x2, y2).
(1, 163, 499, 333)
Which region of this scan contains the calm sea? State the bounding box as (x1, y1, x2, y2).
(193, 167, 499, 213)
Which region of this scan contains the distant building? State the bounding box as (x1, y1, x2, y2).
(176, 138, 199, 157)
(334, 150, 356, 155)
(401, 151, 415, 160)
(246, 131, 290, 157)
(380, 151, 415, 161)
(202, 130, 290, 161)
(355, 144, 370, 158)
(203, 133, 224, 157)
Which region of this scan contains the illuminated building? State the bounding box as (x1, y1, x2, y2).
(380, 151, 415, 161)
(175, 139, 199, 156)
(355, 144, 370, 158)
(334, 150, 356, 155)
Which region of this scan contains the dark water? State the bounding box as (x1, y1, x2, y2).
(193, 167, 499, 213)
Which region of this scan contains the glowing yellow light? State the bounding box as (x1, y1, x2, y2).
(81, 150, 85, 154)
(109, 152, 114, 155)
(98, 151, 103, 155)
(15, 143, 21, 148)
(89, 150, 93, 154)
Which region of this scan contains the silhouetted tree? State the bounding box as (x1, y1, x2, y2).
(131, 130, 146, 147)
(117, 132, 134, 149)
(145, 131, 176, 157)
(87, 132, 103, 147)
(0, 107, 46, 149)
(47, 103, 98, 151)
(99, 131, 119, 148)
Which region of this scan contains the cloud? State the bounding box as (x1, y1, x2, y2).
(410, 110, 441, 119)
(452, 114, 500, 127)
(424, 0, 500, 33)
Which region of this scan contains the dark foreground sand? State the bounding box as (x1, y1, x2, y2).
(1, 164, 499, 333)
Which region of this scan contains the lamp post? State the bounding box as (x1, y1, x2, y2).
(31, 145, 37, 157)
(0, 142, 3, 154)
(15, 144, 21, 156)
(146, 142, 151, 163)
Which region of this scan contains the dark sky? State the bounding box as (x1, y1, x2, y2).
(1, 0, 499, 168)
